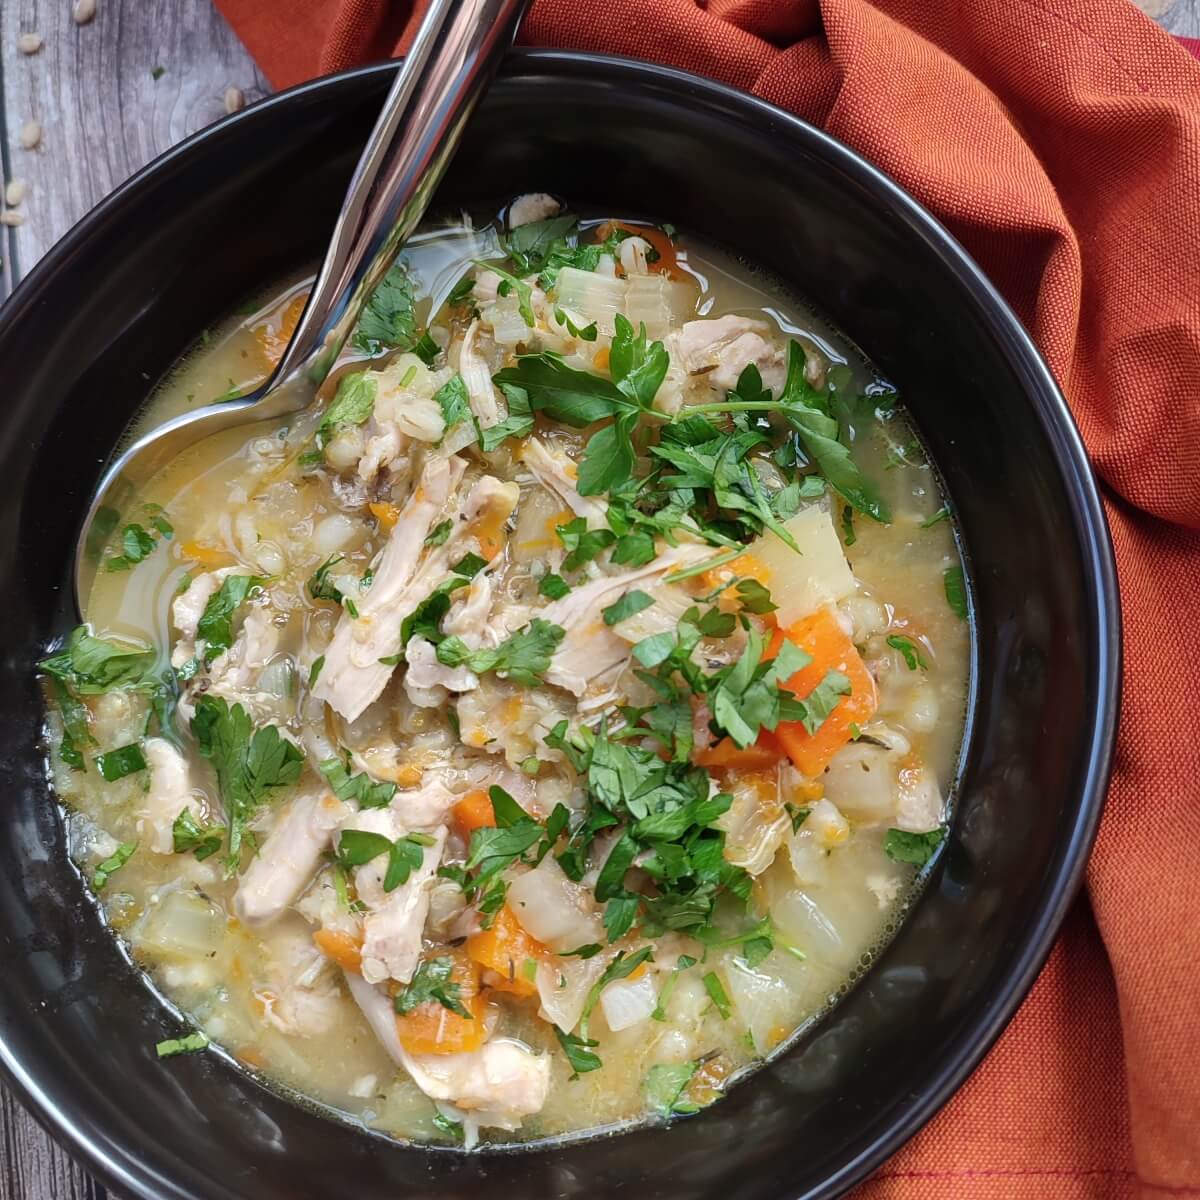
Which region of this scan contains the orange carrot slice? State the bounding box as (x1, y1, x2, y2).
(452, 789, 495, 836)
(766, 608, 877, 776)
(312, 928, 363, 975)
(466, 906, 547, 998)
(394, 949, 485, 1055)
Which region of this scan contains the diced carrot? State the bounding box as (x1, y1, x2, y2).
(595, 220, 683, 279)
(394, 949, 485, 1055)
(368, 501, 400, 532)
(593, 346, 611, 371)
(252, 291, 308, 368)
(695, 737, 783, 770)
(766, 608, 877, 776)
(237, 1046, 267, 1069)
(179, 540, 235, 568)
(699, 552, 772, 592)
(394, 762, 423, 789)
(466, 906, 547, 998)
(452, 789, 495, 836)
(312, 927, 363, 975)
(470, 504, 507, 562)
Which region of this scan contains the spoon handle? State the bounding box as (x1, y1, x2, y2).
(259, 0, 530, 416)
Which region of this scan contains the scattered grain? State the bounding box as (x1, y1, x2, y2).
(18, 122, 42, 150)
(72, 0, 97, 24)
(0, 212, 26, 227)
(17, 33, 44, 54)
(5, 181, 27, 208)
(224, 86, 245, 114)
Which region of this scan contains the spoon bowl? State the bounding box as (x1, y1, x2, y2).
(75, 0, 530, 611)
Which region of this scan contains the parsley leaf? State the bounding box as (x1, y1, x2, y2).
(944, 565, 968, 619)
(318, 756, 397, 809)
(555, 1026, 602, 1078)
(94, 743, 147, 781)
(190, 696, 303, 867)
(318, 371, 377, 442)
(702, 970, 732, 1019)
(556, 517, 616, 571)
(156, 1031, 209, 1058)
(602, 589, 654, 626)
(645, 1061, 700, 1116)
(884, 825, 947, 866)
(538, 573, 570, 600)
(394, 955, 472, 1019)
(505, 213, 577, 273)
(93, 841, 136, 889)
(610, 314, 669, 411)
(887, 634, 928, 671)
(433, 374, 473, 438)
(436, 618, 564, 687)
(353, 259, 417, 354)
(172, 808, 226, 860)
(196, 575, 266, 659)
(40, 626, 157, 694)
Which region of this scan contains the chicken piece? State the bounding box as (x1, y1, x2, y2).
(340, 807, 447, 985)
(138, 738, 194, 854)
(372, 354, 450, 443)
(458, 319, 503, 430)
(388, 775, 458, 828)
(669, 315, 786, 396)
(314, 455, 466, 721)
(170, 568, 234, 667)
(235, 791, 349, 926)
(519, 437, 608, 530)
(255, 924, 342, 1037)
(344, 972, 550, 1132)
(509, 192, 560, 227)
(539, 543, 709, 697)
(403, 636, 477, 708)
(208, 607, 280, 697)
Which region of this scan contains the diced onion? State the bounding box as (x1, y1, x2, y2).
(822, 745, 897, 822)
(506, 857, 604, 952)
(599, 973, 658, 1032)
(536, 952, 608, 1032)
(481, 296, 530, 347)
(748, 505, 856, 625)
(134, 889, 222, 961)
(553, 267, 626, 336)
(624, 275, 696, 341)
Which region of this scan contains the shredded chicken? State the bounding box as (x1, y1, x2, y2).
(235, 791, 349, 925)
(519, 437, 608, 530)
(255, 926, 342, 1037)
(669, 315, 787, 396)
(314, 455, 465, 721)
(458, 319, 503, 429)
(138, 738, 193, 854)
(340, 806, 447, 985)
(540, 543, 710, 697)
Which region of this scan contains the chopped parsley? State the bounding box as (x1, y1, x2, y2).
(601, 589, 654, 626)
(702, 970, 732, 1020)
(394, 956, 472, 1019)
(196, 575, 266, 659)
(538, 573, 570, 600)
(887, 634, 928, 671)
(172, 808, 225, 860)
(943, 565, 968, 619)
(93, 841, 137, 889)
(436, 618, 565, 687)
(190, 695, 303, 867)
(318, 755, 396, 809)
(156, 1031, 209, 1058)
(884, 826, 947, 866)
(645, 1061, 700, 1116)
(94, 743, 147, 781)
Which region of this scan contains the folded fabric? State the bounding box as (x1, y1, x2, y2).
(212, 1, 1200, 1195)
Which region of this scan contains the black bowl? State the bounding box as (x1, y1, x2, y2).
(0, 52, 1119, 1200)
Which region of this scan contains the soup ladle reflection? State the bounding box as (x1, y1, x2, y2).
(74, 0, 531, 613)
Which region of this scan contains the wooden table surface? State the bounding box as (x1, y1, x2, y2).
(0, 0, 1196, 1196)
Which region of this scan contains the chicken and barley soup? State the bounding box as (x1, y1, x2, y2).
(41, 197, 969, 1147)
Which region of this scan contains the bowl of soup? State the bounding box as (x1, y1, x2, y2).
(0, 51, 1118, 1200)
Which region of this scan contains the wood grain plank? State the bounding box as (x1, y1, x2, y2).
(1, 0, 270, 281)
(1, 1096, 106, 1200)
(1, 6, 269, 1194)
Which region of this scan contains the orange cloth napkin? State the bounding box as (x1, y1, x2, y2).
(212, 1, 1200, 1194)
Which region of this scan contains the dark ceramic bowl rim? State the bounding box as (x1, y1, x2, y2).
(0, 50, 1120, 1200)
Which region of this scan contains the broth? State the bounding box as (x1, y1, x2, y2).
(44, 201, 969, 1147)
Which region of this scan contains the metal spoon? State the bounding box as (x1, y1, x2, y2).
(75, 0, 530, 610)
